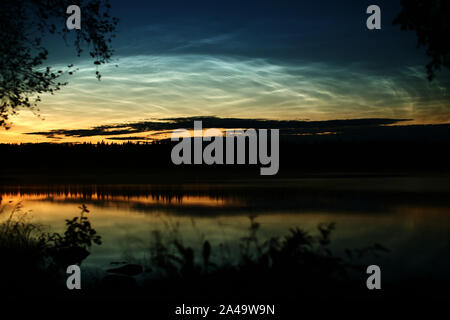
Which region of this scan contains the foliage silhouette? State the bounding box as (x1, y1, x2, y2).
(120, 216, 389, 300)
(0, 0, 118, 128)
(394, 0, 450, 80)
(0, 203, 101, 295)
(47, 204, 102, 267)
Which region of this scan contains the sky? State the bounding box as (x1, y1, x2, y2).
(2, 0, 450, 143)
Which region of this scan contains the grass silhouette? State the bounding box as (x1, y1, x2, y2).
(0, 203, 101, 295)
(101, 215, 388, 300)
(1, 204, 388, 299)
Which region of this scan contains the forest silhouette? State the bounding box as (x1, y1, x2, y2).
(1, 123, 449, 184)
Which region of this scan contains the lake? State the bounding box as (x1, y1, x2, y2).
(1, 176, 450, 284)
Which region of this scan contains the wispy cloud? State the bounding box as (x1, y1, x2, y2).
(38, 54, 450, 122)
(3, 53, 449, 143)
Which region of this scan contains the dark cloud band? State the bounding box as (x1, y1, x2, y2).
(27, 116, 408, 139)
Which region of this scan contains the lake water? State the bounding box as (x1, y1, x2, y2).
(1, 176, 450, 283)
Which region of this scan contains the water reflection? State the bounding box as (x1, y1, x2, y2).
(1, 177, 449, 282)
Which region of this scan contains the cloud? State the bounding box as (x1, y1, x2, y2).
(5, 52, 448, 144)
(33, 54, 450, 129)
(27, 116, 408, 139)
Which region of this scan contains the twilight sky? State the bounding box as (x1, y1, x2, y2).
(2, 0, 450, 143)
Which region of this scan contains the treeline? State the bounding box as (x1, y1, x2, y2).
(1, 135, 449, 184)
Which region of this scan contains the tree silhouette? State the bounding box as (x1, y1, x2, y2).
(394, 0, 450, 81)
(0, 0, 118, 128)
